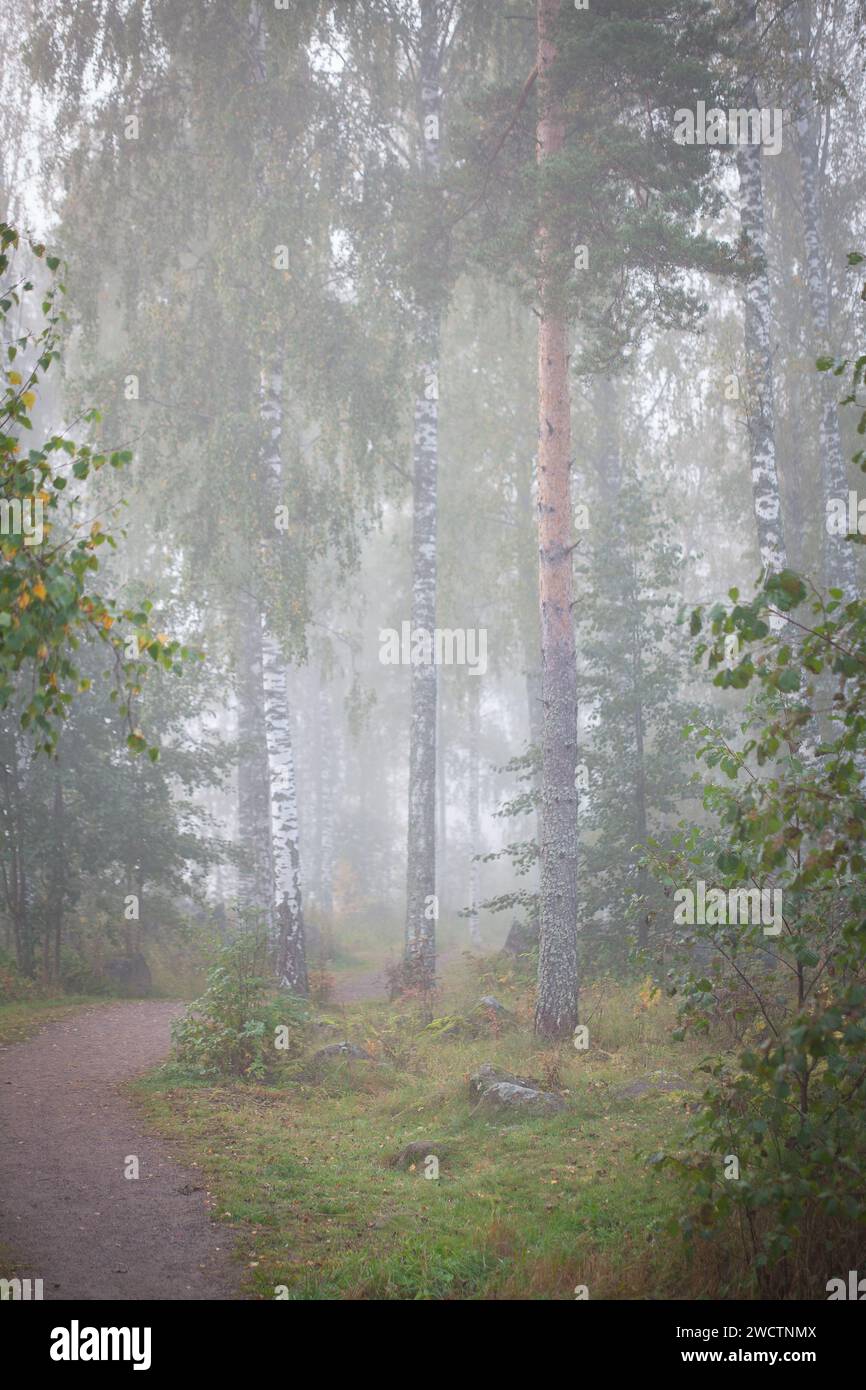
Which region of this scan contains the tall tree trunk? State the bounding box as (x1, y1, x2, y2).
(237, 588, 274, 932)
(534, 0, 579, 1040)
(263, 633, 307, 995)
(793, 0, 857, 597)
(436, 686, 447, 916)
(319, 679, 334, 922)
(467, 677, 482, 949)
(258, 363, 308, 994)
(736, 1, 788, 580)
(629, 592, 651, 953)
(525, 666, 543, 829)
(404, 0, 442, 988)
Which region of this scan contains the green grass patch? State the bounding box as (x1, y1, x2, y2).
(132, 969, 724, 1300)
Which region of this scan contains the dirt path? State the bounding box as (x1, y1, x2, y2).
(0, 1000, 241, 1301)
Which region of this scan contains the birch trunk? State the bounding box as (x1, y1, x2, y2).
(436, 688, 448, 917)
(736, 2, 788, 580)
(316, 674, 334, 922)
(467, 677, 482, 950)
(263, 632, 308, 995)
(534, 0, 579, 1040)
(793, 0, 856, 597)
(236, 587, 274, 932)
(404, 0, 442, 987)
(259, 364, 308, 994)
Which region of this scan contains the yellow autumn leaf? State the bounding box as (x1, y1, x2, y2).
(8, 370, 22, 385)
(101, 614, 114, 630)
(17, 590, 30, 609)
(32, 580, 47, 601)
(21, 390, 36, 409)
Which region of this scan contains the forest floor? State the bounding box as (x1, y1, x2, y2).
(135, 956, 727, 1301)
(0, 1000, 241, 1299)
(0, 957, 736, 1300)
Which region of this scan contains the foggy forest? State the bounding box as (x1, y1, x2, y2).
(2, 0, 866, 1335)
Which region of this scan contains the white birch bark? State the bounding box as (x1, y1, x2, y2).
(236, 587, 274, 933)
(404, 0, 442, 987)
(793, 0, 857, 597)
(736, 2, 788, 581)
(259, 365, 308, 995)
(467, 677, 482, 950)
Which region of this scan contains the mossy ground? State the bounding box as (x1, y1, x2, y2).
(132, 957, 733, 1300)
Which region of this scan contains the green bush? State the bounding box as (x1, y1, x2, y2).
(648, 570, 866, 1296)
(0, 948, 38, 1002)
(171, 931, 307, 1080)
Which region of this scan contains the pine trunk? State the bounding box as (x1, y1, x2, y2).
(534, 0, 579, 1040)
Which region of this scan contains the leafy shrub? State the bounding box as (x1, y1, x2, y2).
(649, 570, 866, 1295)
(0, 949, 37, 1001)
(171, 932, 307, 1080)
(59, 948, 107, 996)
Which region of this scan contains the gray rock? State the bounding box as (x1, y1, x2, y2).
(390, 1140, 448, 1171)
(477, 995, 512, 1016)
(468, 1063, 541, 1097)
(311, 1041, 373, 1063)
(469, 1063, 564, 1116)
(476, 1081, 565, 1116)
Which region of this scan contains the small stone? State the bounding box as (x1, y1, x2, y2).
(311, 1041, 373, 1063)
(390, 1140, 448, 1171)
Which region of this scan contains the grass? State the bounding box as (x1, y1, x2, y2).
(132, 962, 726, 1300)
(0, 994, 112, 1046)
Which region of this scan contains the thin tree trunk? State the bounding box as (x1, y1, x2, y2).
(436, 686, 447, 916)
(534, 0, 579, 1040)
(263, 633, 308, 995)
(404, 0, 442, 988)
(237, 587, 274, 932)
(793, 0, 856, 597)
(257, 363, 308, 994)
(736, 1, 788, 580)
(318, 678, 334, 922)
(467, 677, 482, 949)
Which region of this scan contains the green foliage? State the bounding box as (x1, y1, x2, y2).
(0, 223, 194, 756)
(651, 570, 866, 1294)
(0, 947, 37, 1001)
(171, 931, 307, 1081)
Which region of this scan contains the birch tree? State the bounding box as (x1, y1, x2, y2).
(736, 1, 788, 579)
(404, 0, 444, 988)
(792, 0, 857, 597)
